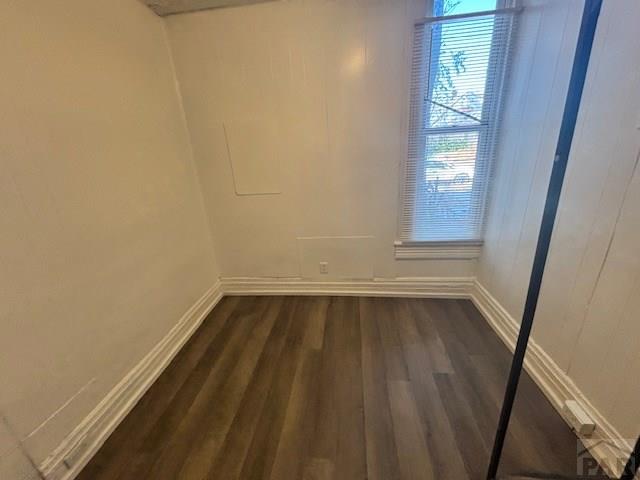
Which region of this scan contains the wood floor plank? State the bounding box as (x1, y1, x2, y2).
(395, 299, 470, 480)
(332, 297, 367, 480)
(237, 298, 312, 480)
(458, 300, 511, 355)
(120, 296, 266, 480)
(76, 296, 241, 480)
(302, 296, 329, 350)
(204, 296, 299, 480)
(446, 300, 499, 355)
(434, 372, 491, 479)
(399, 298, 453, 374)
(439, 338, 499, 449)
(446, 305, 550, 475)
(302, 458, 334, 480)
(80, 296, 585, 480)
(388, 380, 435, 480)
(359, 297, 402, 480)
(374, 297, 410, 381)
(428, 299, 486, 356)
(305, 298, 339, 466)
(269, 350, 321, 480)
(270, 299, 327, 480)
(456, 301, 579, 477)
(175, 296, 285, 479)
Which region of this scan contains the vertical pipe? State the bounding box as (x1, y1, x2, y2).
(485, 1, 603, 478)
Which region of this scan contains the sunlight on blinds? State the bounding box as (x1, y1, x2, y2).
(400, 8, 518, 242)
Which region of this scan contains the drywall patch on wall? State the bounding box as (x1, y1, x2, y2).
(223, 117, 281, 195)
(297, 236, 374, 279)
(166, 0, 480, 279)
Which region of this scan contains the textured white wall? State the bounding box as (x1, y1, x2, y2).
(0, 0, 219, 467)
(4, 0, 638, 474)
(166, 0, 477, 281)
(479, 0, 640, 440)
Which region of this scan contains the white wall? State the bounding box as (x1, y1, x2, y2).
(3, 0, 638, 475)
(479, 0, 640, 442)
(0, 0, 219, 470)
(165, 0, 476, 282)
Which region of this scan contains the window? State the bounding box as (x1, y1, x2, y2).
(398, 0, 518, 250)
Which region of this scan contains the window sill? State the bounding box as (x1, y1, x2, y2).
(394, 241, 482, 260)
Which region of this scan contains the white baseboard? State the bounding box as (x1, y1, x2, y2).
(37, 276, 629, 479)
(40, 281, 223, 480)
(470, 279, 631, 477)
(221, 276, 474, 298)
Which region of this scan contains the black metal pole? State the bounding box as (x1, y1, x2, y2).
(485, 1, 603, 478)
(620, 436, 640, 480)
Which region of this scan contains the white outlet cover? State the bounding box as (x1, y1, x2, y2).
(297, 236, 374, 279)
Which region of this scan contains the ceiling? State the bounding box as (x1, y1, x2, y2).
(141, 0, 277, 16)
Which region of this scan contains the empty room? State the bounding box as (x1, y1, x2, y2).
(2, 0, 639, 479)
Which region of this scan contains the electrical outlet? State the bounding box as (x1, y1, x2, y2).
(319, 262, 329, 274)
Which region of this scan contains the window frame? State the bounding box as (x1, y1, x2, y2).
(396, 1, 518, 258)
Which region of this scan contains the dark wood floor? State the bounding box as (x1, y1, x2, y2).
(79, 296, 582, 480)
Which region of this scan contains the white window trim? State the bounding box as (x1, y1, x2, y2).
(395, 2, 520, 255)
(394, 240, 482, 260)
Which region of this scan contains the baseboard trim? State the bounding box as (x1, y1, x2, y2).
(38, 276, 627, 479)
(40, 281, 223, 480)
(470, 280, 631, 477)
(221, 276, 475, 298)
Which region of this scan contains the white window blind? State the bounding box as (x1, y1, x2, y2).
(400, 7, 518, 243)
